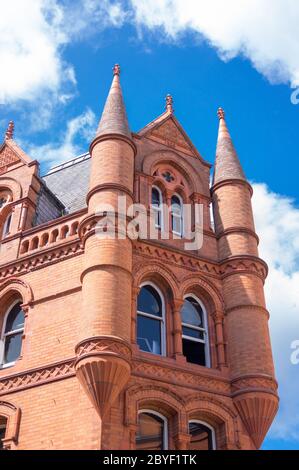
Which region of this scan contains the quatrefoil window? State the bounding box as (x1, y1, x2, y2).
(162, 171, 175, 183)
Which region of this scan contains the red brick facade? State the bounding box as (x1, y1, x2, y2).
(0, 67, 278, 450)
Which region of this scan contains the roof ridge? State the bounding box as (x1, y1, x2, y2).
(45, 152, 90, 176)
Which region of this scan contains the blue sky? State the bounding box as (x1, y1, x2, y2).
(1, 1, 299, 450)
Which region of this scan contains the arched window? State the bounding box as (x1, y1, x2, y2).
(171, 194, 183, 236)
(151, 186, 163, 229)
(136, 410, 168, 450)
(181, 296, 210, 367)
(2, 213, 12, 238)
(0, 301, 25, 368)
(189, 420, 216, 450)
(0, 416, 7, 450)
(137, 284, 165, 356)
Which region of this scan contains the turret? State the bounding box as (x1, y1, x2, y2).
(75, 65, 136, 423)
(211, 108, 278, 448)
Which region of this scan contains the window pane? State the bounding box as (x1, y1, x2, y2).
(189, 422, 214, 450)
(152, 188, 160, 206)
(4, 332, 23, 364)
(171, 195, 181, 213)
(153, 207, 161, 228)
(183, 338, 206, 366)
(171, 214, 182, 234)
(137, 315, 161, 355)
(137, 286, 162, 317)
(5, 303, 24, 333)
(136, 413, 165, 450)
(181, 298, 203, 327)
(182, 326, 204, 340)
(0, 417, 7, 451)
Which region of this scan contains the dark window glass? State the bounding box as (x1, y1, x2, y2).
(182, 326, 204, 340)
(4, 303, 24, 333)
(171, 195, 181, 213)
(152, 188, 160, 207)
(0, 417, 7, 450)
(2, 302, 24, 366)
(136, 413, 165, 450)
(181, 298, 203, 327)
(182, 339, 206, 366)
(137, 316, 161, 355)
(4, 333, 23, 364)
(189, 422, 214, 450)
(137, 286, 162, 317)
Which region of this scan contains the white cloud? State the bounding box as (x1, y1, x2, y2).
(0, 0, 72, 104)
(0, 0, 125, 129)
(252, 183, 299, 443)
(129, 0, 299, 87)
(26, 109, 96, 167)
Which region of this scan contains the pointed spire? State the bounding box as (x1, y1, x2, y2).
(165, 94, 174, 114)
(5, 121, 14, 140)
(213, 108, 246, 186)
(95, 64, 131, 140)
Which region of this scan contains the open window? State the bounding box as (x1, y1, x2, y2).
(181, 296, 210, 367)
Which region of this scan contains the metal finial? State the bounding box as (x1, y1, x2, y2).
(166, 94, 174, 113)
(113, 64, 121, 76)
(5, 121, 14, 140)
(217, 107, 225, 120)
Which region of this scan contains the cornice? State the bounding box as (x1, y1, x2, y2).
(0, 240, 83, 281)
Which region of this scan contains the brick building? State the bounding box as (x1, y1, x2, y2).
(0, 65, 278, 450)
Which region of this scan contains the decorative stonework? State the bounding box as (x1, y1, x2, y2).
(0, 360, 75, 396)
(0, 145, 19, 169)
(150, 119, 193, 153)
(75, 337, 132, 418)
(0, 400, 21, 450)
(134, 241, 220, 276)
(231, 375, 278, 397)
(132, 358, 230, 395)
(75, 337, 132, 361)
(0, 241, 83, 281)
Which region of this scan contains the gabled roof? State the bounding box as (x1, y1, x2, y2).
(0, 139, 37, 170)
(137, 109, 211, 168)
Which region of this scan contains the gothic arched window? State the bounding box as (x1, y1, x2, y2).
(171, 194, 183, 236)
(151, 186, 163, 229)
(189, 421, 216, 450)
(0, 301, 25, 367)
(137, 284, 165, 356)
(181, 296, 210, 367)
(136, 410, 168, 450)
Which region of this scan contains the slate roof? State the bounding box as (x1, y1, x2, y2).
(42, 152, 91, 214)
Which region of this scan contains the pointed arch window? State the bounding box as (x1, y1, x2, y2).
(137, 284, 165, 356)
(189, 420, 216, 450)
(0, 301, 25, 368)
(151, 186, 163, 229)
(136, 410, 168, 450)
(171, 194, 183, 236)
(181, 296, 210, 367)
